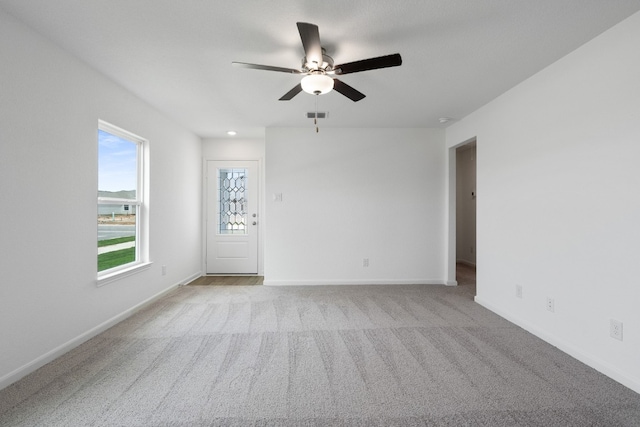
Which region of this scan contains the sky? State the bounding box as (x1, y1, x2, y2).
(98, 129, 137, 193)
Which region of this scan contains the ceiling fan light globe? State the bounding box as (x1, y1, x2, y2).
(301, 74, 334, 95)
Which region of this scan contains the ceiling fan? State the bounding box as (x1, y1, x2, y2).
(232, 22, 402, 102)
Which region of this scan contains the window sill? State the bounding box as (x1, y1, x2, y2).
(96, 261, 153, 287)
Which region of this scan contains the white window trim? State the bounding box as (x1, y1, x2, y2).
(96, 261, 153, 287)
(97, 120, 149, 284)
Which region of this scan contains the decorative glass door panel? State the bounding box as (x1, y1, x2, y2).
(218, 168, 248, 235)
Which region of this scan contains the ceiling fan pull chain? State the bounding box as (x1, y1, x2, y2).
(315, 95, 319, 133)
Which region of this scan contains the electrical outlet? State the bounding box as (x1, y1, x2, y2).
(546, 297, 555, 313)
(363, 258, 369, 267)
(162, 265, 167, 276)
(516, 285, 522, 299)
(610, 319, 623, 341)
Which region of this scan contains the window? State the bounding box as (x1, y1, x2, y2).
(97, 121, 148, 282)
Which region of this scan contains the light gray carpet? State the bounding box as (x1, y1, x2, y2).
(1, 284, 639, 426)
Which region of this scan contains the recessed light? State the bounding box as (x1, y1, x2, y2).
(438, 117, 453, 124)
(227, 131, 237, 136)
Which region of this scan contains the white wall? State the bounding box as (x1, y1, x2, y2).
(0, 10, 202, 388)
(202, 137, 266, 160)
(265, 127, 446, 285)
(446, 11, 640, 393)
(202, 138, 266, 274)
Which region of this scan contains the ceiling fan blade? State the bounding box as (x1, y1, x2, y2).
(333, 79, 366, 102)
(334, 53, 402, 75)
(279, 83, 303, 101)
(232, 62, 302, 74)
(296, 22, 323, 69)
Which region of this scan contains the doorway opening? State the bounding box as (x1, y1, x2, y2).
(447, 137, 477, 294)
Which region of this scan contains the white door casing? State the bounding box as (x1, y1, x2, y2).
(206, 160, 258, 274)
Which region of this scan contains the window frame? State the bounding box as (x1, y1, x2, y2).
(97, 120, 151, 285)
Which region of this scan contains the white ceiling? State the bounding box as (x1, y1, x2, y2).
(2, 1, 639, 139)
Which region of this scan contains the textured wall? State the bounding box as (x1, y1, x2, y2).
(0, 10, 202, 388)
(265, 127, 446, 285)
(446, 11, 640, 393)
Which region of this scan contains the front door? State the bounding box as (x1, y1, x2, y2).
(206, 160, 258, 274)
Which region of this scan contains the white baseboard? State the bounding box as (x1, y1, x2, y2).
(263, 279, 444, 286)
(0, 274, 195, 391)
(475, 296, 640, 395)
(180, 271, 202, 285)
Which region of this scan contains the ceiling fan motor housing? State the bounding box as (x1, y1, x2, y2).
(303, 48, 334, 72)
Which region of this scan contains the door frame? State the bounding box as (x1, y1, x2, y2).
(202, 158, 264, 275)
(446, 137, 477, 286)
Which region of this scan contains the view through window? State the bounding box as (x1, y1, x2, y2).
(97, 122, 143, 274)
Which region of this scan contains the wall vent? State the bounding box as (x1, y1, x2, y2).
(306, 112, 328, 119)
